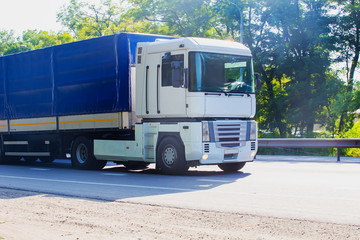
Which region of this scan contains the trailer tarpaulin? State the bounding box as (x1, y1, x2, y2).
(0, 33, 174, 120)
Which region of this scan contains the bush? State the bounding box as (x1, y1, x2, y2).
(338, 122, 360, 157)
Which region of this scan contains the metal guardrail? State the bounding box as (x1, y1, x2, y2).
(258, 138, 360, 162)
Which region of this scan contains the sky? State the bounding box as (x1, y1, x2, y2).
(0, 0, 72, 36)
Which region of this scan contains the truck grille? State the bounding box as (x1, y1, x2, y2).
(213, 121, 247, 148)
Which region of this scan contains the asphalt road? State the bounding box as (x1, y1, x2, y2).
(0, 155, 359, 225)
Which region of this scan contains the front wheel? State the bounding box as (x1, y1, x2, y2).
(156, 136, 189, 175)
(71, 136, 107, 170)
(218, 162, 246, 173)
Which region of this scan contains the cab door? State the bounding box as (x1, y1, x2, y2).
(157, 51, 187, 118)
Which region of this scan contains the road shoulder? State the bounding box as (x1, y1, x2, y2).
(0, 188, 359, 240)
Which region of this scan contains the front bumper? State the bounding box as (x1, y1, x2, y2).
(199, 140, 257, 165)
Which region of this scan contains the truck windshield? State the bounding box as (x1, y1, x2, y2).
(189, 52, 254, 94)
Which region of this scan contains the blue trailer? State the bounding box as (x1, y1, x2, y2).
(0, 33, 174, 119)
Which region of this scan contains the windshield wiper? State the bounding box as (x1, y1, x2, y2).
(205, 93, 222, 96)
(225, 93, 244, 96)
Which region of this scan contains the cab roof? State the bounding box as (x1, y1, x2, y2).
(140, 37, 252, 57)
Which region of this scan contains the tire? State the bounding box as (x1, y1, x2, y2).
(123, 161, 150, 170)
(218, 162, 246, 173)
(156, 136, 189, 175)
(71, 136, 107, 170)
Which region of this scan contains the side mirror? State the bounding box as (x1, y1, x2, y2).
(255, 73, 261, 91)
(171, 61, 182, 88)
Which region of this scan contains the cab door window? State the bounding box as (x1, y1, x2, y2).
(162, 54, 184, 86)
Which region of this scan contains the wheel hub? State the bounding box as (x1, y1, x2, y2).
(163, 145, 177, 166)
(76, 143, 88, 164)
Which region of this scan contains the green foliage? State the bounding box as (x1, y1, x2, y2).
(57, 0, 124, 39)
(331, 0, 360, 87)
(338, 121, 360, 157)
(0, 30, 75, 56)
(127, 0, 222, 37)
(0, 30, 17, 56)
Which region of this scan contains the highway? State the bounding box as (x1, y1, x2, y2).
(0, 155, 360, 225)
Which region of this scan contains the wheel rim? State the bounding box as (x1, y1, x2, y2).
(76, 143, 88, 164)
(162, 145, 177, 167)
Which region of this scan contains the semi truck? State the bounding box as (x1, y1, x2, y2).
(0, 32, 258, 174)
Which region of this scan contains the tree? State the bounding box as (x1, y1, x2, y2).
(331, 0, 360, 88)
(0, 30, 74, 56)
(0, 30, 17, 56)
(330, 0, 360, 133)
(247, 0, 338, 136)
(127, 0, 221, 37)
(57, 0, 124, 39)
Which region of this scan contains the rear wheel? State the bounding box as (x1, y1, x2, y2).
(71, 136, 107, 170)
(156, 136, 188, 175)
(218, 162, 246, 173)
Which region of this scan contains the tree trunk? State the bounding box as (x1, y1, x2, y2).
(338, 112, 345, 133)
(349, 25, 359, 88)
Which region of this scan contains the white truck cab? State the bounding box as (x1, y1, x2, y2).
(94, 37, 258, 174)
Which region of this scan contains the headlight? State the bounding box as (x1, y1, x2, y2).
(202, 121, 210, 142)
(250, 121, 257, 141)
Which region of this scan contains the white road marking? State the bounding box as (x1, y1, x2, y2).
(197, 179, 232, 183)
(0, 175, 195, 192)
(30, 168, 50, 171)
(101, 173, 128, 176)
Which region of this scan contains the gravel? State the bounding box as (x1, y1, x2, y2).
(0, 188, 359, 240)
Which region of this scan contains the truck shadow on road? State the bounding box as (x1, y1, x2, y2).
(0, 159, 251, 201)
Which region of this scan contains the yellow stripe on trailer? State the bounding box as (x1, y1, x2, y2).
(11, 122, 56, 127)
(59, 118, 118, 124)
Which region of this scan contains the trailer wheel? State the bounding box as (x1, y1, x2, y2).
(71, 137, 107, 170)
(218, 162, 246, 173)
(156, 136, 189, 175)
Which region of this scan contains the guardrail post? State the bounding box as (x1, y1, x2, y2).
(337, 148, 340, 162)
